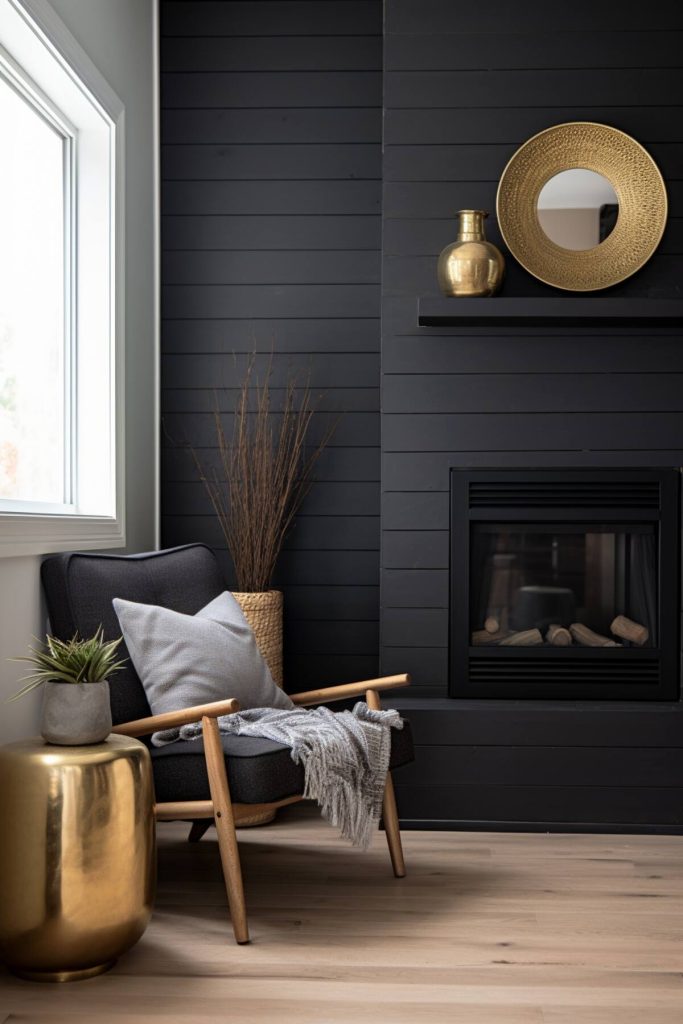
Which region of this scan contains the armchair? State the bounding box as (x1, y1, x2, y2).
(41, 544, 414, 945)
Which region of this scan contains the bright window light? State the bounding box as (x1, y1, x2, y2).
(0, 73, 68, 507)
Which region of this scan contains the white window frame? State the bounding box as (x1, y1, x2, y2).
(0, 0, 125, 557)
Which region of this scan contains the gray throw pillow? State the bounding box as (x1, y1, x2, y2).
(112, 591, 294, 717)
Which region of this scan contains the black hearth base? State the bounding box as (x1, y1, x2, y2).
(397, 820, 683, 835)
(391, 697, 683, 832)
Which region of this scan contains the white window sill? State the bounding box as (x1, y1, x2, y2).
(0, 512, 125, 558)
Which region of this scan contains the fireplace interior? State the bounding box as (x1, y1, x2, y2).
(450, 469, 680, 700)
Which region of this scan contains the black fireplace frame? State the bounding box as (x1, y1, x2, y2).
(449, 468, 681, 701)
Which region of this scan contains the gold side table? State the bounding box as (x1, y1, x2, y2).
(0, 734, 156, 982)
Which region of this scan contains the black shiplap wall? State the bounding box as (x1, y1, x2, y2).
(382, 0, 683, 828)
(160, 0, 383, 687)
(160, 0, 683, 829)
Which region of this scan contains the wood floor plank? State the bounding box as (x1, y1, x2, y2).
(1, 807, 681, 1022)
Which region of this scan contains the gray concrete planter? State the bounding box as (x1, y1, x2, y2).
(41, 681, 112, 746)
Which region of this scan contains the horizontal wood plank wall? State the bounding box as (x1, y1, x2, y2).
(160, 0, 383, 686)
(382, 0, 683, 827)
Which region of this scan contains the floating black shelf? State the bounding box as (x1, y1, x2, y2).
(417, 297, 683, 328)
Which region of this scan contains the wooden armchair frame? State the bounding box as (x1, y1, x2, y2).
(112, 673, 410, 944)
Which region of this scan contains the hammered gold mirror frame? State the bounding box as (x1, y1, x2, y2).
(496, 122, 668, 292)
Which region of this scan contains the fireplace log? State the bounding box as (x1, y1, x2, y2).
(484, 616, 500, 634)
(499, 628, 544, 647)
(471, 628, 510, 645)
(570, 623, 621, 648)
(547, 623, 572, 647)
(610, 615, 649, 646)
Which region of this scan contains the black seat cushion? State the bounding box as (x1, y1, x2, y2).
(151, 719, 414, 805)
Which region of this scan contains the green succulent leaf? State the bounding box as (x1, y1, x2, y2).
(7, 627, 127, 702)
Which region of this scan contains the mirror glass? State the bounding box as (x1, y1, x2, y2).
(537, 168, 619, 250)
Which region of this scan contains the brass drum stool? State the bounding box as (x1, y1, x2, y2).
(0, 734, 155, 981)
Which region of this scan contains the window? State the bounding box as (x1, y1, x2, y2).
(0, 0, 124, 555)
(0, 68, 68, 509)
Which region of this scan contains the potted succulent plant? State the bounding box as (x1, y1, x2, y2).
(10, 628, 126, 745)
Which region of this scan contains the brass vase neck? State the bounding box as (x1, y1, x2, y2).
(456, 209, 488, 241)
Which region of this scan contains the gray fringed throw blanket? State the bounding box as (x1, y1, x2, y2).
(153, 702, 403, 849)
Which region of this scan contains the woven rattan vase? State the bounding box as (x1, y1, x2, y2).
(233, 590, 283, 687)
(232, 589, 284, 826)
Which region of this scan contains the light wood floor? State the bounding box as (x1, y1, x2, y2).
(1, 805, 682, 1023)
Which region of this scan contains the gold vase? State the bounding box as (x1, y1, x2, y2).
(0, 735, 155, 981)
(437, 210, 505, 297)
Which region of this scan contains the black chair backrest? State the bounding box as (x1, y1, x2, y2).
(41, 544, 225, 726)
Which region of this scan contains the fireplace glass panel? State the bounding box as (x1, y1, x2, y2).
(471, 524, 657, 648)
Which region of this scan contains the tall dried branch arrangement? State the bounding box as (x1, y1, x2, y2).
(193, 359, 334, 593)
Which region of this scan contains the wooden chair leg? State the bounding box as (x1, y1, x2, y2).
(188, 820, 212, 843)
(366, 687, 407, 878)
(201, 716, 250, 944)
(382, 771, 406, 878)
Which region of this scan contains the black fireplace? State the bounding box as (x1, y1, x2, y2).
(450, 469, 680, 700)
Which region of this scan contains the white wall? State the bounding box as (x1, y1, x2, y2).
(0, 0, 158, 740)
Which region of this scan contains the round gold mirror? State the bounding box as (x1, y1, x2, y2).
(496, 122, 667, 291)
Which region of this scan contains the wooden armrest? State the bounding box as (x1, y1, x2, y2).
(111, 698, 240, 738)
(289, 673, 410, 708)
